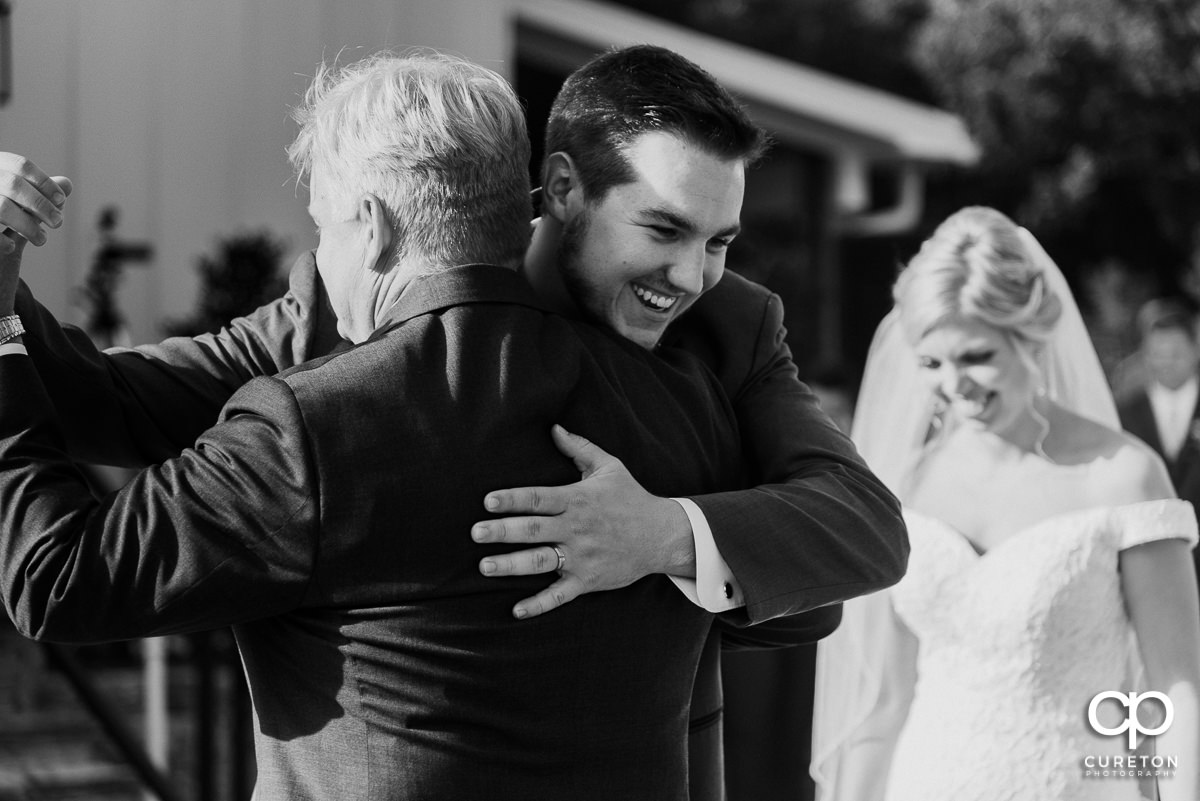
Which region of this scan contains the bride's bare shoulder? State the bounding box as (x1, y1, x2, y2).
(1061, 413, 1175, 504)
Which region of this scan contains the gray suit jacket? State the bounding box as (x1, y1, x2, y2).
(0, 264, 743, 799)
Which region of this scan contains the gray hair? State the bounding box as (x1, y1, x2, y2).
(894, 206, 1062, 348)
(287, 50, 531, 270)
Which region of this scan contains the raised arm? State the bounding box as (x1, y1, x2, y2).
(0, 197, 318, 640)
(0, 356, 319, 642)
(0, 152, 339, 467)
(15, 252, 336, 466)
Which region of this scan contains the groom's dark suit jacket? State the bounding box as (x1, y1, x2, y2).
(1118, 387, 1200, 585)
(12, 253, 906, 800)
(0, 265, 744, 800)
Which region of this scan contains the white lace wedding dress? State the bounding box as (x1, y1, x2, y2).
(884, 499, 1197, 801)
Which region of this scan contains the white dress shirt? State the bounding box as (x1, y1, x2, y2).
(1148, 375, 1199, 461)
(668, 497, 744, 613)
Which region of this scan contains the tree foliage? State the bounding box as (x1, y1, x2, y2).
(912, 0, 1200, 282)
(613, 0, 935, 102)
(164, 230, 289, 337)
(611, 0, 1200, 286)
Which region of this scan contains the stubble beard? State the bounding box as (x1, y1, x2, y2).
(557, 209, 604, 327)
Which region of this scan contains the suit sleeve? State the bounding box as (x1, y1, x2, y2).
(0, 354, 319, 643)
(717, 600, 842, 651)
(13, 253, 333, 468)
(690, 292, 908, 625)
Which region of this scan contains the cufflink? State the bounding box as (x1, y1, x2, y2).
(723, 582, 734, 600)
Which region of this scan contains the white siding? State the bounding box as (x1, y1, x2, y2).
(0, 0, 514, 342)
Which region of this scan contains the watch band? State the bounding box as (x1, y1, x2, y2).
(0, 314, 24, 345)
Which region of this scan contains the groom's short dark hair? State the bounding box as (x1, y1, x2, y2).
(541, 45, 768, 203)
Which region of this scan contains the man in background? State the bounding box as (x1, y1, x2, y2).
(1118, 296, 1200, 595)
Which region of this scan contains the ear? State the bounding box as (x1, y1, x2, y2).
(359, 193, 394, 272)
(541, 151, 584, 224)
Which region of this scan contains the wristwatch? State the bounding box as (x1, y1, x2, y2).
(0, 314, 24, 345)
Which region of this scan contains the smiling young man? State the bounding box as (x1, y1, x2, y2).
(479, 45, 906, 800)
(492, 46, 902, 616)
(532, 130, 744, 350)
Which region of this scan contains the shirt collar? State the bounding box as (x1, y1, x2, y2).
(369, 263, 551, 340)
(1149, 374, 1200, 407)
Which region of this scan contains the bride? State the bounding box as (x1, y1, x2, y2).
(811, 207, 1199, 800)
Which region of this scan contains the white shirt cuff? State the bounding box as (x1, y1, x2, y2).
(667, 497, 744, 612)
(0, 342, 28, 357)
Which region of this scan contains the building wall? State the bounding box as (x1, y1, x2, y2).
(0, 0, 515, 342)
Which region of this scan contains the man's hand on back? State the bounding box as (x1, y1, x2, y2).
(472, 425, 696, 619)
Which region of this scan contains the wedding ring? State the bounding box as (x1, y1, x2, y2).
(552, 545, 566, 573)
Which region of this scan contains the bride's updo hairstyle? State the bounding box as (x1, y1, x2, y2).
(894, 206, 1062, 350)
